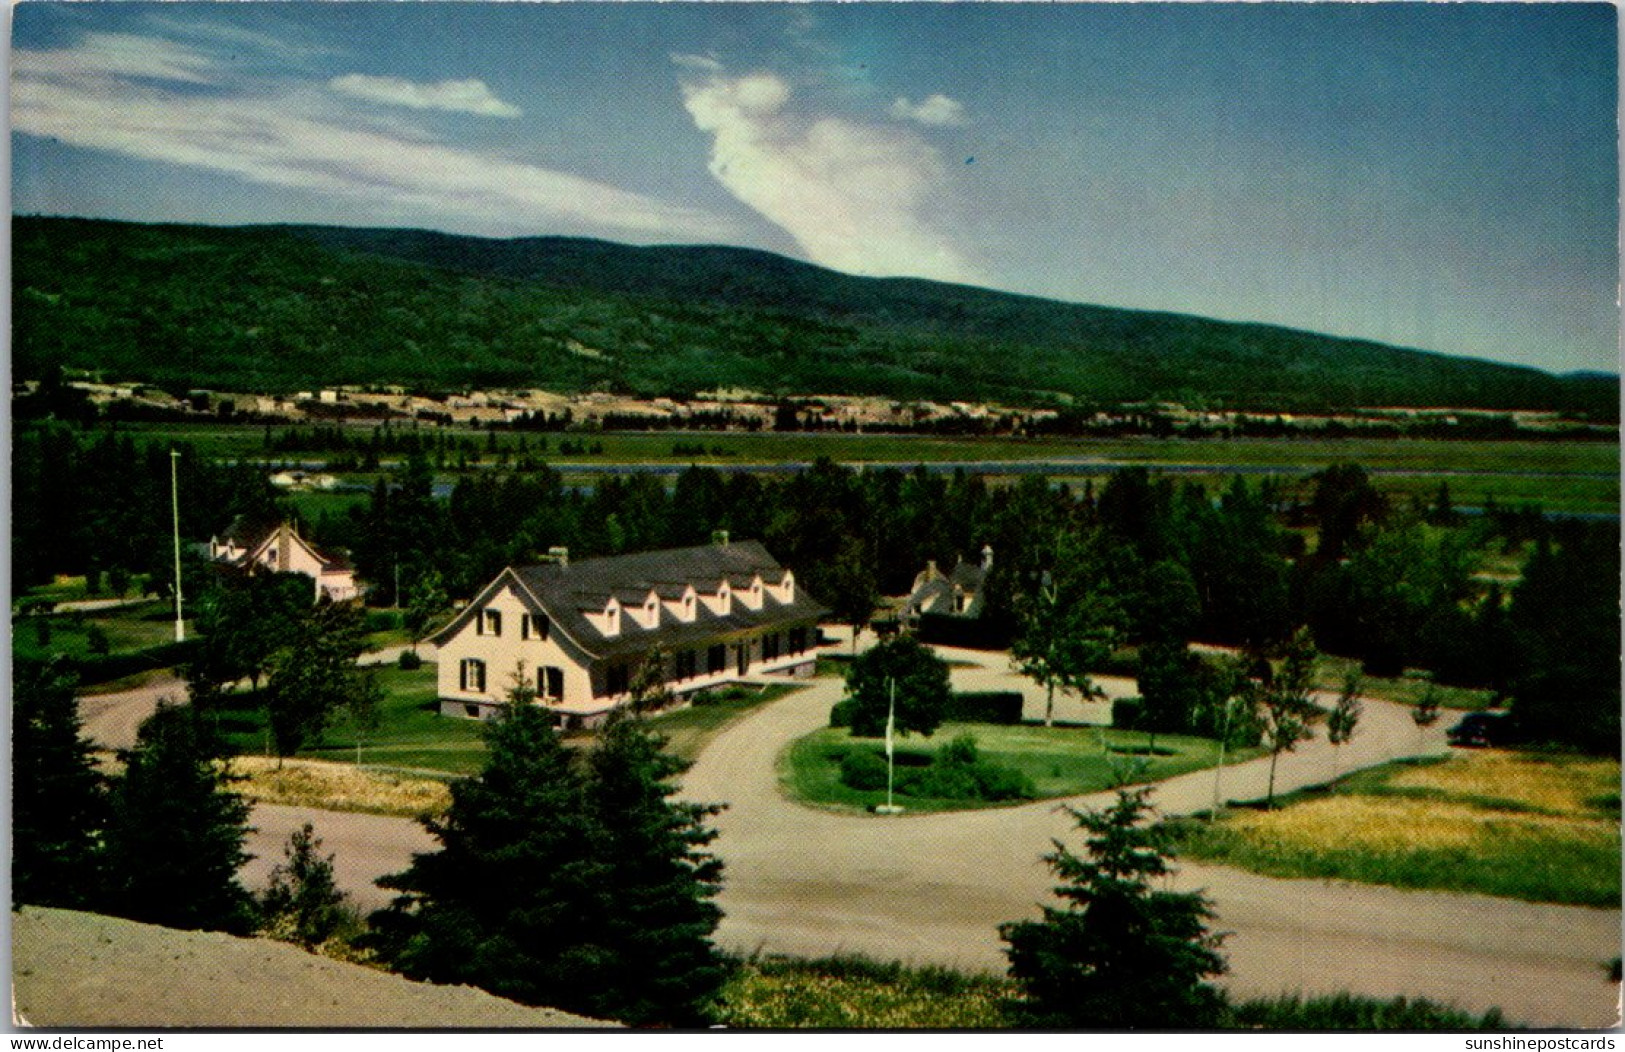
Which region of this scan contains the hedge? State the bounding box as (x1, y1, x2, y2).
(945, 691, 1024, 725)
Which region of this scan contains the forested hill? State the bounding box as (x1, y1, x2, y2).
(13, 215, 1616, 416)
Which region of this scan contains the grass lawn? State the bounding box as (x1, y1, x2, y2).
(1314, 654, 1498, 712)
(13, 600, 188, 663)
(213, 664, 491, 777)
(1168, 750, 1622, 907)
(783, 721, 1260, 813)
(644, 683, 802, 765)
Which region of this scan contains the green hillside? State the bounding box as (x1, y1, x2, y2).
(12, 216, 1615, 415)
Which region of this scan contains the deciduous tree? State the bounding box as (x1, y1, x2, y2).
(842, 634, 952, 738)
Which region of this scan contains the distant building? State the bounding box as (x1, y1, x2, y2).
(429, 538, 827, 727)
(209, 519, 361, 603)
(903, 545, 993, 626)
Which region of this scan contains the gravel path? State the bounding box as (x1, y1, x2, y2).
(229, 638, 1620, 1028)
(11, 907, 610, 1028)
(677, 644, 1622, 1028)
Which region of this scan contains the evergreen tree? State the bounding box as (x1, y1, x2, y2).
(1000, 788, 1228, 1028)
(13, 657, 110, 910)
(104, 702, 257, 934)
(581, 713, 726, 1026)
(259, 822, 350, 949)
(367, 698, 612, 1014)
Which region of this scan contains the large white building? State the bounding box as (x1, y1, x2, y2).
(429, 538, 826, 727)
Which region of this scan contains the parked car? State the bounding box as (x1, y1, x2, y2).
(1447, 711, 1511, 748)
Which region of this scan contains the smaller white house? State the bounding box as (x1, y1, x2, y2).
(903, 545, 992, 626)
(209, 519, 361, 603)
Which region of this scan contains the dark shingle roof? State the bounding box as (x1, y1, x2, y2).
(437, 540, 826, 659)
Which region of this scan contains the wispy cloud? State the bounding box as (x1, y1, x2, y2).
(889, 94, 968, 128)
(330, 74, 522, 118)
(678, 67, 979, 283)
(13, 31, 734, 241)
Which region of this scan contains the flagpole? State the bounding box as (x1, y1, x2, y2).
(170, 449, 185, 642)
(877, 676, 903, 814)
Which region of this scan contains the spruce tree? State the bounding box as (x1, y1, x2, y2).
(104, 702, 257, 934)
(367, 699, 612, 1014)
(259, 822, 350, 949)
(581, 712, 726, 1026)
(12, 657, 109, 910)
(1000, 788, 1228, 1028)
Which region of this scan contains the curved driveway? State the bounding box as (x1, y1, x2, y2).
(231, 640, 1620, 1028)
(678, 645, 1622, 1029)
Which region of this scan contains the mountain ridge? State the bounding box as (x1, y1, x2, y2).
(12, 215, 1617, 417)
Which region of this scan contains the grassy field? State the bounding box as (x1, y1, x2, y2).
(12, 601, 188, 664)
(212, 664, 490, 776)
(717, 955, 1013, 1028)
(784, 721, 1260, 813)
(86, 422, 1625, 514)
(643, 683, 802, 765)
(228, 755, 452, 818)
(1169, 750, 1622, 906)
(713, 954, 1511, 1029)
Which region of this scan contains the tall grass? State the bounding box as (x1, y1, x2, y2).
(1171, 752, 1621, 906)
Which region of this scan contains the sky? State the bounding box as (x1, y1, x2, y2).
(10, 2, 1620, 375)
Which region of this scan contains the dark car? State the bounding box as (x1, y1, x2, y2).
(1447, 711, 1511, 748)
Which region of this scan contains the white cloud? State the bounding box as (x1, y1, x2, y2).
(62, 32, 220, 84)
(889, 94, 968, 128)
(679, 68, 979, 283)
(12, 34, 734, 242)
(330, 74, 522, 119)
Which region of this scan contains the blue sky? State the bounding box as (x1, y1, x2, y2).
(11, 2, 1619, 375)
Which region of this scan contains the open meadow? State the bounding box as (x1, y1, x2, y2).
(1169, 750, 1622, 907)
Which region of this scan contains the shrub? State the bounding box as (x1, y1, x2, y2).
(1112, 697, 1144, 731)
(365, 609, 404, 632)
(829, 698, 856, 728)
(839, 748, 889, 791)
(945, 691, 1024, 725)
(397, 650, 423, 671)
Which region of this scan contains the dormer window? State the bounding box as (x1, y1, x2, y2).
(684, 594, 696, 620)
(603, 599, 621, 636)
(479, 609, 502, 636)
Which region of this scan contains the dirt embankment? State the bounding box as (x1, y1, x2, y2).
(11, 907, 613, 1029)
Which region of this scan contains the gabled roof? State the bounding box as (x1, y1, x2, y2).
(430, 540, 827, 659)
(949, 559, 986, 591)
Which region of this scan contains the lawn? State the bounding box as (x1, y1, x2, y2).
(643, 683, 802, 765)
(212, 663, 491, 777)
(1168, 750, 1622, 906)
(783, 721, 1259, 813)
(12, 600, 187, 663)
